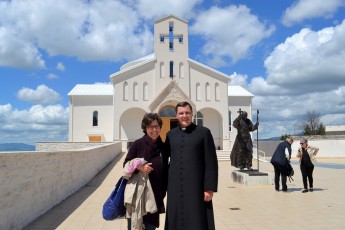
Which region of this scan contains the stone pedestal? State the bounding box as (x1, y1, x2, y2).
(231, 170, 272, 185)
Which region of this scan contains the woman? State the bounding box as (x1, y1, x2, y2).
(123, 113, 167, 230)
(296, 138, 319, 193)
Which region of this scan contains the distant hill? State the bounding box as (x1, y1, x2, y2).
(0, 143, 35, 151)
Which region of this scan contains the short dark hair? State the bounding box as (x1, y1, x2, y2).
(175, 101, 193, 113)
(141, 113, 163, 132)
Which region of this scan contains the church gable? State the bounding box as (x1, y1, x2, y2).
(149, 81, 194, 111)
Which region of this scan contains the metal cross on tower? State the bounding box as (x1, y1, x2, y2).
(159, 22, 183, 51)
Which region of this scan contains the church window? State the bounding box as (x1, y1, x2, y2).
(206, 82, 211, 101)
(143, 82, 148, 101)
(160, 36, 164, 42)
(229, 111, 232, 131)
(193, 111, 203, 126)
(93, 111, 98, 127)
(178, 36, 183, 43)
(196, 83, 201, 101)
(179, 62, 184, 79)
(215, 83, 220, 101)
(169, 22, 174, 51)
(159, 107, 175, 117)
(133, 82, 138, 101)
(123, 82, 128, 101)
(160, 62, 164, 78)
(170, 61, 174, 78)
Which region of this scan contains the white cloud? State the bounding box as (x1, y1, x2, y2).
(0, 104, 68, 144)
(282, 0, 345, 26)
(17, 85, 61, 104)
(190, 5, 275, 66)
(134, 0, 202, 20)
(263, 20, 345, 95)
(56, 62, 65, 71)
(239, 21, 345, 138)
(0, 27, 45, 69)
(0, 0, 154, 69)
(229, 72, 249, 87)
(47, 73, 58, 80)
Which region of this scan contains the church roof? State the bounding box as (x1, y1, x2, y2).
(120, 53, 155, 71)
(228, 85, 254, 97)
(154, 15, 188, 24)
(68, 84, 113, 96)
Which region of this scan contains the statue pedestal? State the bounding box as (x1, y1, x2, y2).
(231, 170, 272, 185)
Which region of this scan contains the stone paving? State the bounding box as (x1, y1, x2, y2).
(25, 153, 345, 230)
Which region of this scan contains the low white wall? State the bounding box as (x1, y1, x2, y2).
(291, 139, 345, 157)
(0, 142, 122, 230)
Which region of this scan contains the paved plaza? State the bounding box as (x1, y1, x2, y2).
(25, 153, 345, 230)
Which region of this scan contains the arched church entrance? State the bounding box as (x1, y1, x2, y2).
(159, 106, 177, 141)
(158, 106, 205, 142)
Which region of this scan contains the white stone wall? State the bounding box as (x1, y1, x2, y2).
(36, 142, 113, 152)
(0, 142, 122, 230)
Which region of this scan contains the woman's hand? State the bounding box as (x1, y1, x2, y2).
(138, 163, 153, 175)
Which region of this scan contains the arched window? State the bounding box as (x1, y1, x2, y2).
(160, 62, 164, 78)
(215, 83, 220, 101)
(170, 61, 174, 79)
(196, 83, 201, 101)
(93, 111, 98, 127)
(206, 82, 210, 101)
(143, 82, 148, 101)
(123, 82, 128, 101)
(193, 111, 203, 126)
(133, 82, 138, 101)
(179, 62, 184, 79)
(229, 111, 232, 131)
(159, 107, 176, 117)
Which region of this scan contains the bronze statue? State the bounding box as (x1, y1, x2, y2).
(230, 110, 259, 170)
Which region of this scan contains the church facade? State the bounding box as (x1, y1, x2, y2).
(68, 15, 254, 151)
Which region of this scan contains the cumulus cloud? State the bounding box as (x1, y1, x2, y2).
(56, 62, 65, 71)
(0, 27, 45, 69)
(0, 0, 154, 69)
(17, 85, 61, 104)
(238, 20, 345, 138)
(0, 103, 68, 144)
(263, 20, 345, 95)
(282, 0, 345, 26)
(134, 0, 202, 20)
(190, 5, 275, 66)
(47, 73, 58, 79)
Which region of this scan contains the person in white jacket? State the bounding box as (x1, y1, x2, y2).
(296, 138, 319, 193)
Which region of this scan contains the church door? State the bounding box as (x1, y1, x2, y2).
(160, 118, 178, 141)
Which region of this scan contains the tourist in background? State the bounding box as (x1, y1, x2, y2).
(296, 138, 319, 193)
(164, 101, 218, 230)
(270, 136, 293, 192)
(123, 113, 168, 230)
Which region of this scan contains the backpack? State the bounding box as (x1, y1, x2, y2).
(286, 163, 294, 182)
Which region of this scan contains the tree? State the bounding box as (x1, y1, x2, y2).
(303, 111, 326, 135)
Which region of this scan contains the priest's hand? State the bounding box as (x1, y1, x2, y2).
(204, 191, 213, 202)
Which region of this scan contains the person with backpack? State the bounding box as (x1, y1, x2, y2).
(296, 138, 319, 193)
(270, 136, 294, 192)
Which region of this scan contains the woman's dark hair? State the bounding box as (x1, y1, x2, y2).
(141, 113, 163, 133)
(175, 101, 193, 113)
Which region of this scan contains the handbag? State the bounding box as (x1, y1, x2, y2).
(102, 177, 128, 220)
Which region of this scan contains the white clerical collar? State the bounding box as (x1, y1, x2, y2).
(181, 127, 186, 130)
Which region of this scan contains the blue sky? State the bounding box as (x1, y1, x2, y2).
(1, 0, 345, 145)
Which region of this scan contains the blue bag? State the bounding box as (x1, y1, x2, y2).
(102, 177, 128, 220)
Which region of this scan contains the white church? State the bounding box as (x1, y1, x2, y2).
(68, 15, 254, 152)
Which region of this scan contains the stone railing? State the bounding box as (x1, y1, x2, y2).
(0, 142, 122, 230)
